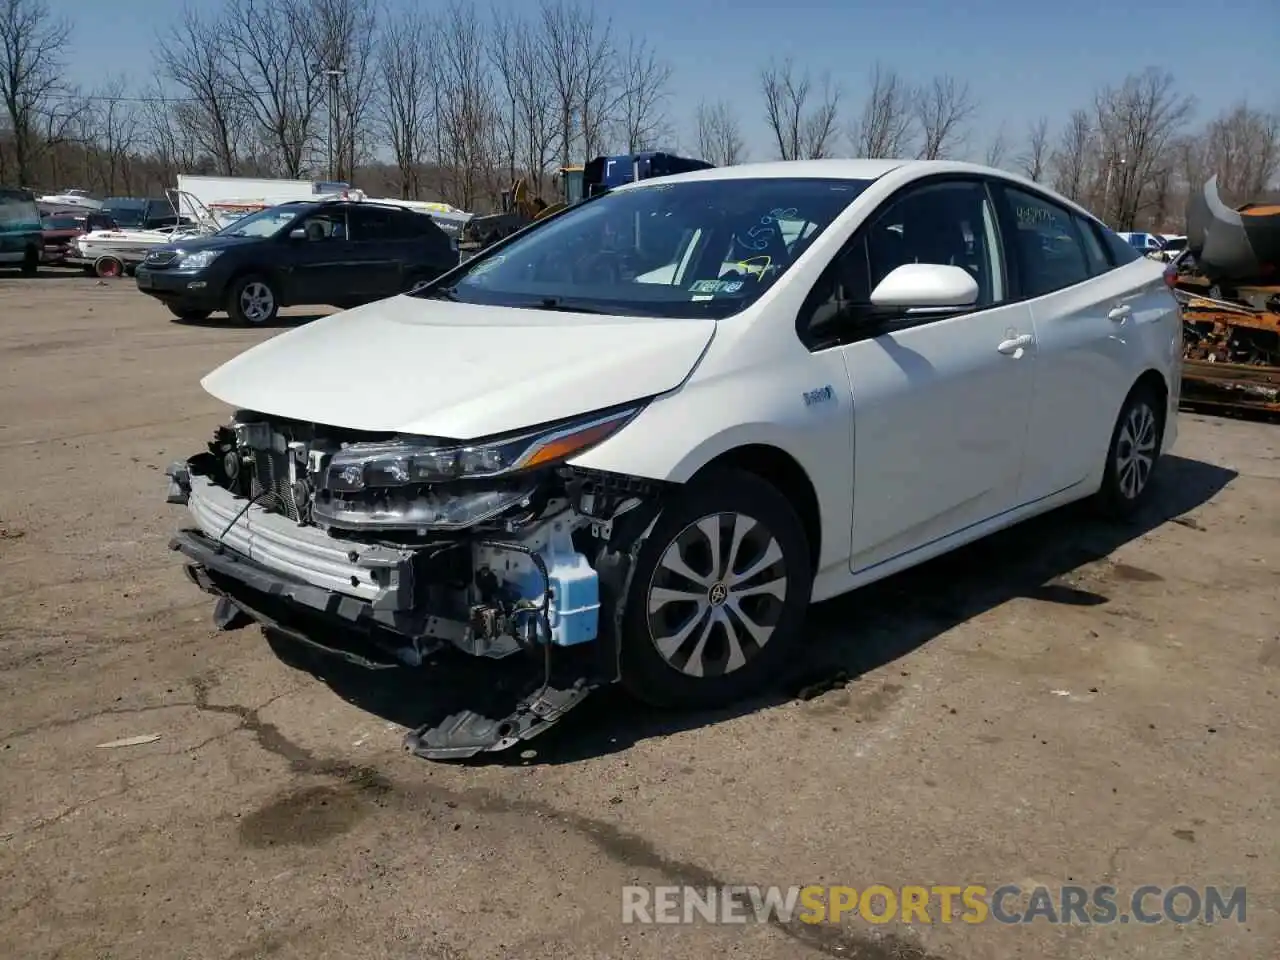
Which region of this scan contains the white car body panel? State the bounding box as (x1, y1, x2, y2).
(1019, 257, 1177, 503)
(199, 295, 716, 438)
(839, 297, 1037, 574)
(200, 158, 1182, 608)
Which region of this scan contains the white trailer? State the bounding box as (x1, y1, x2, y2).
(174, 175, 349, 219)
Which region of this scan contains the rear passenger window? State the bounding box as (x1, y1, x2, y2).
(1001, 186, 1090, 297)
(1074, 216, 1111, 276)
(348, 206, 395, 240)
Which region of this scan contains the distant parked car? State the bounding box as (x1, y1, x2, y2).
(41, 211, 118, 264)
(133, 198, 459, 324)
(1116, 231, 1166, 258)
(0, 187, 44, 275)
(103, 197, 191, 231)
(1155, 235, 1186, 262)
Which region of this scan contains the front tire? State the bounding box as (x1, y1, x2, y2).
(619, 467, 813, 709)
(167, 305, 212, 322)
(227, 274, 278, 326)
(1093, 383, 1165, 519)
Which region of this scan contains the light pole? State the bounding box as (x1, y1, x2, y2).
(324, 68, 345, 182)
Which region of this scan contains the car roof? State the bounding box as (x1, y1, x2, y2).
(276, 198, 431, 215)
(611, 157, 1104, 224)
(614, 158, 906, 186)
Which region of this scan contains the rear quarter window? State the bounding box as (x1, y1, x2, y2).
(1073, 215, 1111, 276)
(1098, 226, 1141, 265)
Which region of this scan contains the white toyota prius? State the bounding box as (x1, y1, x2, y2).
(165, 158, 1181, 758)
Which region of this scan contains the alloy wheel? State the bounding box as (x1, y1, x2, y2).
(646, 512, 788, 678)
(239, 281, 275, 323)
(1115, 401, 1158, 500)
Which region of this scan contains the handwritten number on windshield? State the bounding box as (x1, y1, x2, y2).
(734, 207, 800, 252)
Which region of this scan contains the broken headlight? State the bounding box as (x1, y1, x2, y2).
(321, 405, 642, 493)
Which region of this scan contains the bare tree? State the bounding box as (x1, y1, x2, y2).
(307, 0, 378, 182)
(489, 10, 524, 185)
(1200, 102, 1280, 204)
(614, 36, 671, 153)
(540, 1, 616, 167)
(85, 77, 141, 194)
(224, 0, 324, 179)
(499, 12, 556, 194)
(435, 0, 496, 209)
(695, 99, 746, 166)
(760, 57, 840, 160)
(377, 9, 434, 198)
(31, 89, 87, 186)
(1017, 115, 1050, 182)
(848, 62, 914, 159)
(157, 6, 242, 175)
(1174, 131, 1208, 198)
(984, 122, 1008, 169)
(1093, 69, 1194, 229)
(1050, 108, 1092, 203)
(139, 78, 201, 189)
(914, 75, 975, 160)
(0, 0, 69, 184)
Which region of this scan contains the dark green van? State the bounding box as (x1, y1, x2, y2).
(0, 187, 43, 275)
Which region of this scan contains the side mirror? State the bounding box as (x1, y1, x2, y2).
(289, 228, 306, 240)
(869, 263, 979, 312)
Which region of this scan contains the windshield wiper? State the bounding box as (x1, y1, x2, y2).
(422, 285, 459, 301)
(530, 297, 608, 314)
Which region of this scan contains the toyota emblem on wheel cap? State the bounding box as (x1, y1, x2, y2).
(708, 582, 728, 606)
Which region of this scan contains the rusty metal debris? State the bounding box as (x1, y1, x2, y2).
(1172, 178, 1280, 415)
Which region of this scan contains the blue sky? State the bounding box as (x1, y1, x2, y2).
(63, 0, 1278, 160)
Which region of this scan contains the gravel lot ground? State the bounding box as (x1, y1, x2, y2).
(1, 272, 1276, 960)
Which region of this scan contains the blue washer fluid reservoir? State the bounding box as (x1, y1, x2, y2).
(513, 525, 600, 646)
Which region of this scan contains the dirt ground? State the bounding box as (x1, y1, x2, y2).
(1, 272, 1276, 960)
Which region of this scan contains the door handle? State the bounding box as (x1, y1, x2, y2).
(997, 334, 1034, 355)
(1108, 304, 1131, 322)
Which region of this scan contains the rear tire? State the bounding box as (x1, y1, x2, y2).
(167, 305, 212, 322)
(1093, 383, 1165, 520)
(226, 274, 278, 326)
(20, 246, 38, 277)
(619, 467, 813, 709)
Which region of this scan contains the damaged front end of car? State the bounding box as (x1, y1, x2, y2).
(165, 404, 662, 759)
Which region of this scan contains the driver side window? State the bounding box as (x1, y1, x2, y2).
(297, 210, 347, 242)
(798, 179, 1005, 350)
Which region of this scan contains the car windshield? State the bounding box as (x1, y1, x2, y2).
(419, 177, 872, 318)
(44, 217, 81, 230)
(217, 206, 304, 238)
(1164, 237, 1186, 252)
(104, 205, 144, 228)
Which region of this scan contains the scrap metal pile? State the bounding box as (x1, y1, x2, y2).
(1171, 176, 1280, 414)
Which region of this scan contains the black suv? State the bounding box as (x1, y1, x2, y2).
(134, 199, 458, 324)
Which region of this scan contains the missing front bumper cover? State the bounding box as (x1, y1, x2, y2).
(172, 527, 604, 758)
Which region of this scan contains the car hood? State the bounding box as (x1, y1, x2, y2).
(160, 233, 258, 254)
(200, 295, 716, 439)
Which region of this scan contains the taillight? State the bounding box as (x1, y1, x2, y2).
(1162, 262, 1177, 289)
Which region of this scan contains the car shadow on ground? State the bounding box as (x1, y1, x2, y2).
(261, 453, 1237, 766)
(0, 269, 97, 281)
(170, 313, 327, 329)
